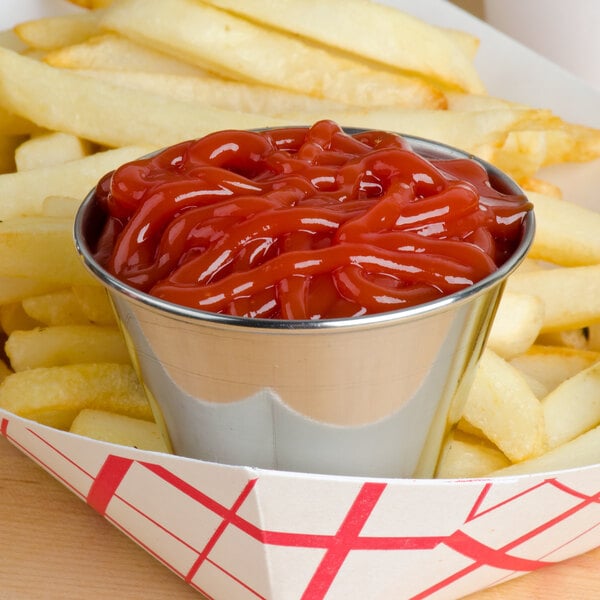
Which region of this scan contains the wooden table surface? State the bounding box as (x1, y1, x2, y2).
(1, 436, 599, 599)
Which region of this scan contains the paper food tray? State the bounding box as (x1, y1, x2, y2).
(1, 1, 599, 599)
(2, 411, 599, 600)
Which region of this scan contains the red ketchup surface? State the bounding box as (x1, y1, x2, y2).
(92, 120, 532, 320)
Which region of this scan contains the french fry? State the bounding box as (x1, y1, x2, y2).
(72, 285, 116, 325)
(490, 425, 600, 476)
(550, 123, 600, 164)
(526, 191, 600, 266)
(0, 106, 39, 135)
(588, 323, 600, 352)
(445, 92, 523, 112)
(21, 289, 89, 325)
(481, 129, 552, 182)
(14, 11, 104, 50)
(460, 349, 547, 462)
(0, 217, 94, 285)
(41, 195, 82, 218)
(70, 408, 170, 453)
(510, 345, 600, 393)
(515, 372, 550, 400)
(66, 0, 114, 8)
(542, 361, 600, 449)
(444, 29, 481, 62)
(202, 0, 485, 93)
(278, 106, 546, 164)
(487, 292, 544, 359)
(536, 328, 589, 350)
(0, 277, 63, 305)
(101, 0, 446, 108)
(5, 325, 130, 371)
(512, 258, 552, 274)
(0, 47, 282, 150)
(0, 145, 151, 218)
(0, 363, 153, 429)
(436, 431, 510, 478)
(0, 303, 40, 335)
(455, 418, 487, 440)
(475, 119, 600, 182)
(15, 132, 95, 171)
(72, 69, 347, 114)
(506, 265, 600, 332)
(45, 33, 209, 76)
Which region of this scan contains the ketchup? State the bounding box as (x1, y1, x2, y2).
(92, 120, 531, 320)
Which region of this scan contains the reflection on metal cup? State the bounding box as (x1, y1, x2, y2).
(74, 133, 534, 479)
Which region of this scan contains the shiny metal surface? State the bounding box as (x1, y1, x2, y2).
(74, 133, 534, 478)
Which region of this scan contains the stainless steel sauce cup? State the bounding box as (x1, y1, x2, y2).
(74, 132, 534, 479)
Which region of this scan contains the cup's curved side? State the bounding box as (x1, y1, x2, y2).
(108, 281, 502, 478)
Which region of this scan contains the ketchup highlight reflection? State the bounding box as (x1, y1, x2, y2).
(92, 120, 531, 320)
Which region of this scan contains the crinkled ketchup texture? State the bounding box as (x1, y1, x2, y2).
(93, 120, 531, 320)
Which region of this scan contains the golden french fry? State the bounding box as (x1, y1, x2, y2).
(549, 122, 600, 164)
(506, 265, 600, 332)
(102, 0, 446, 108)
(15, 132, 95, 171)
(0, 47, 282, 149)
(588, 323, 600, 352)
(455, 418, 486, 439)
(278, 106, 542, 161)
(536, 328, 589, 350)
(483, 129, 552, 182)
(514, 372, 550, 400)
(70, 409, 169, 452)
(445, 92, 523, 111)
(512, 257, 550, 275)
(542, 361, 600, 449)
(444, 29, 480, 62)
(521, 177, 563, 199)
(14, 11, 103, 50)
(72, 69, 347, 114)
(0, 145, 151, 218)
(0, 106, 39, 135)
(475, 118, 600, 182)
(0, 277, 64, 305)
(21, 289, 89, 325)
(202, 0, 485, 93)
(41, 195, 82, 218)
(5, 325, 130, 371)
(72, 285, 116, 325)
(0, 363, 152, 429)
(509, 345, 600, 394)
(0, 217, 94, 285)
(436, 431, 510, 478)
(66, 0, 114, 8)
(460, 349, 547, 462)
(490, 425, 600, 476)
(487, 292, 545, 359)
(0, 302, 40, 335)
(45, 33, 208, 75)
(526, 191, 600, 266)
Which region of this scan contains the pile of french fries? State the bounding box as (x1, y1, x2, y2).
(0, 0, 599, 474)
